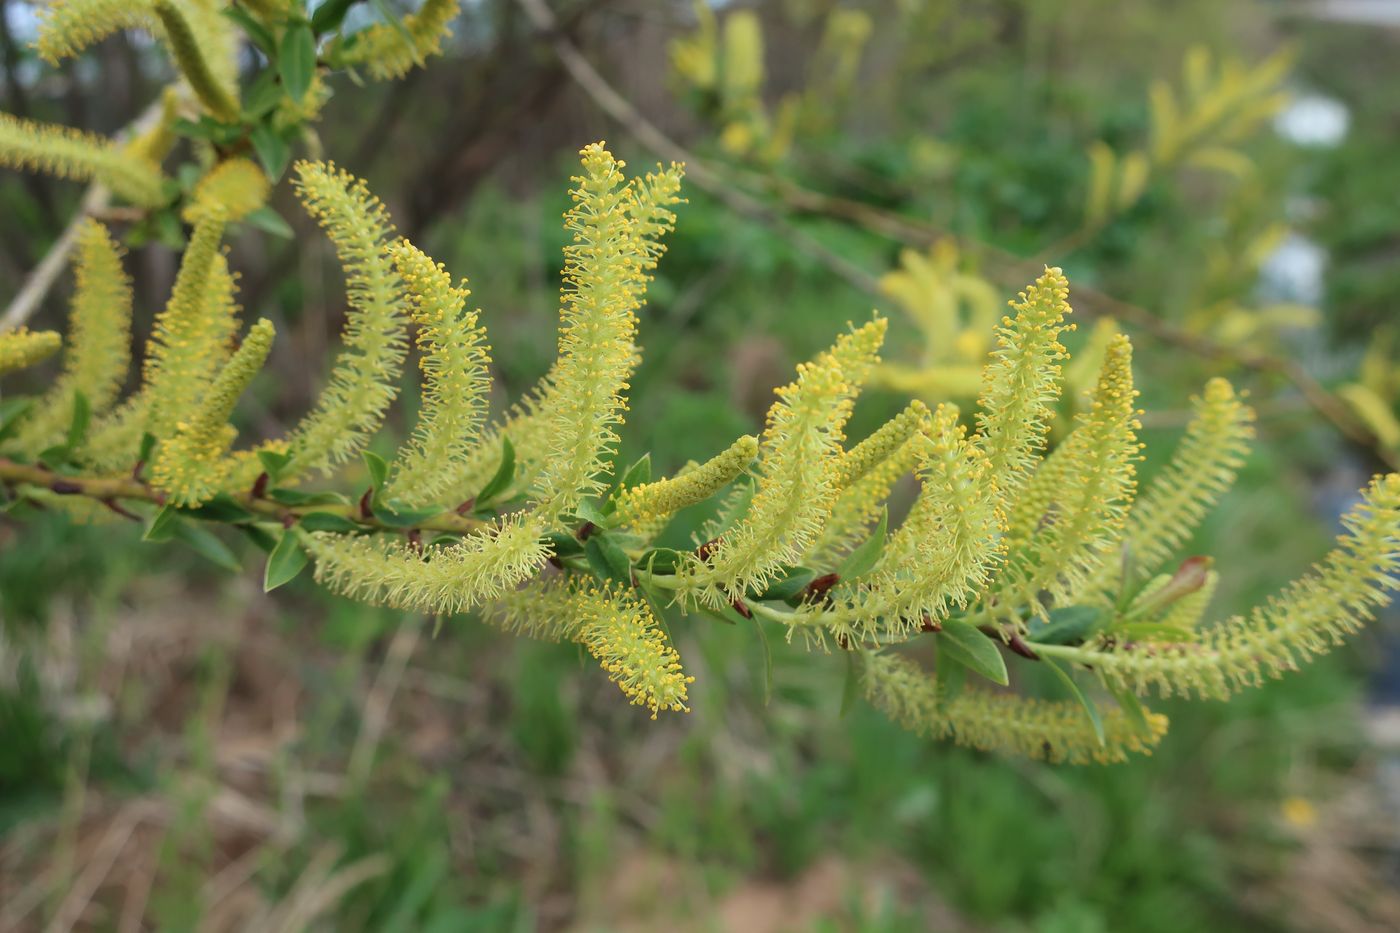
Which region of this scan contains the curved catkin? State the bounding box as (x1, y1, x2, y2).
(990, 334, 1140, 617)
(682, 319, 887, 606)
(0, 112, 165, 207)
(385, 240, 492, 507)
(183, 158, 271, 224)
(976, 266, 1073, 506)
(14, 221, 133, 455)
(1065, 473, 1400, 700)
(614, 434, 758, 529)
(863, 653, 1167, 765)
(337, 0, 461, 80)
(283, 161, 409, 477)
(151, 0, 239, 122)
(1078, 377, 1255, 599)
(151, 319, 275, 506)
(0, 329, 61, 375)
(530, 144, 684, 520)
(34, 0, 155, 65)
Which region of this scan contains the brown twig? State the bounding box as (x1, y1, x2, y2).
(0, 458, 488, 535)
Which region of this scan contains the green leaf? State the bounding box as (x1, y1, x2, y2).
(750, 565, 814, 601)
(605, 453, 652, 517)
(264, 529, 309, 591)
(256, 447, 291, 481)
(266, 488, 349, 506)
(311, 0, 363, 33)
(278, 21, 317, 104)
(0, 397, 33, 443)
(542, 530, 584, 558)
(840, 651, 860, 718)
(635, 546, 683, 576)
(64, 391, 90, 450)
(584, 534, 632, 587)
(250, 124, 290, 182)
(472, 437, 515, 509)
(137, 432, 158, 465)
(362, 450, 389, 491)
(1041, 657, 1105, 748)
(174, 523, 243, 573)
(1026, 605, 1102, 646)
(37, 444, 71, 469)
(371, 501, 441, 528)
(937, 619, 1008, 686)
(936, 655, 967, 705)
(1110, 685, 1154, 739)
(243, 205, 295, 239)
(566, 499, 608, 528)
(299, 511, 359, 532)
(751, 615, 773, 706)
(223, 6, 276, 56)
(143, 504, 181, 542)
(237, 523, 278, 552)
(836, 508, 887, 581)
(178, 493, 253, 523)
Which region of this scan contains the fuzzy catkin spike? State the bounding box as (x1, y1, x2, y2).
(140, 210, 234, 440)
(305, 516, 551, 615)
(283, 161, 409, 477)
(481, 579, 693, 717)
(0, 113, 165, 206)
(14, 222, 132, 454)
(151, 0, 239, 122)
(615, 434, 758, 529)
(338, 0, 461, 80)
(806, 426, 920, 569)
(976, 267, 1073, 505)
(796, 403, 1003, 644)
(530, 144, 684, 520)
(385, 240, 492, 506)
(831, 399, 930, 490)
(151, 319, 275, 506)
(0, 329, 61, 375)
(863, 653, 1168, 764)
(989, 334, 1140, 618)
(682, 319, 887, 605)
(1080, 377, 1254, 599)
(184, 158, 271, 224)
(33, 0, 155, 65)
(1061, 473, 1400, 699)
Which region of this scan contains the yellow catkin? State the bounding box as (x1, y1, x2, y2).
(151, 319, 275, 505)
(976, 267, 1073, 506)
(384, 240, 492, 506)
(864, 653, 1167, 764)
(14, 221, 133, 454)
(989, 334, 1140, 618)
(338, 0, 461, 80)
(614, 434, 758, 529)
(0, 112, 165, 206)
(183, 158, 271, 224)
(0, 329, 61, 375)
(151, 0, 239, 122)
(1058, 473, 1400, 699)
(282, 161, 408, 476)
(34, 0, 155, 65)
(480, 579, 693, 717)
(683, 319, 887, 605)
